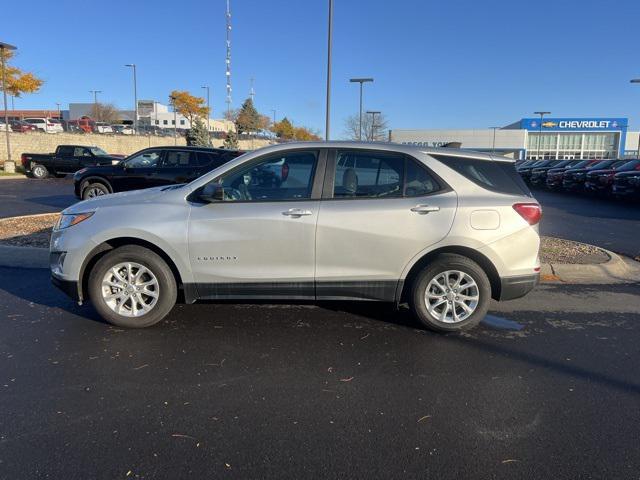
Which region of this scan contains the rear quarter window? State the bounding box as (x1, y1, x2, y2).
(432, 154, 531, 196)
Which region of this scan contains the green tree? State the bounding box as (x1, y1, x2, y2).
(235, 98, 262, 134)
(223, 129, 239, 149)
(186, 117, 210, 146)
(272, 117, 295, 140)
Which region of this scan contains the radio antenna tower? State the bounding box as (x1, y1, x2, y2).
(249, 77, 255, 102)
(225, 0, 232, 116)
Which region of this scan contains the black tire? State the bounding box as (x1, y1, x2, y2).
(31, 164, 49, 179)
(88, 245, 177, 328)
(82, 182, 110, 200)
(410, 254, 491, 332)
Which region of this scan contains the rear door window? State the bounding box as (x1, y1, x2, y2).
(334, 151, 404, 198)
(432, 154, 531, 196)
(57, 146, 75, 157)
(162, 151, 194, 168)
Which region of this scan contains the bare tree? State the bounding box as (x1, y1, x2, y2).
(90, 102, 120, 123)
(343, 112, 389, 141)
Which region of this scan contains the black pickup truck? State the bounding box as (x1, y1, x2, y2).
(21, 145, 122, 179)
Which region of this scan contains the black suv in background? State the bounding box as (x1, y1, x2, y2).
(529, 160, 574, 187)
(612, 162, 640, 200)
(584, 159, 640, 195)
(73, 146, 243, 200)
(561, 160, 626, 192)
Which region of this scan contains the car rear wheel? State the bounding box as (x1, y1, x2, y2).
(82, 182, 110, 200)
(410, 254, 491, 332)
(88, 245, 177, 328)
(31, 164, 49, 179)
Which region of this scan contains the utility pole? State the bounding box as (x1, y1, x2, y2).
(350, 78, 374, 140)
(225, 0, 232, 117)
(366, 110, 380, 141)
(490, 126, 499, 153)
(0, 41, 17, 172)
(533, 111, 550, 159)
(631, 79, 640, 157)
(125, 64, 138, 133)
(90, 90, 102, 120)
(325, 0, 333, 141)
(201, 85, 211, 140)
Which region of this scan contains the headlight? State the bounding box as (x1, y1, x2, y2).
(55, 212, 95, 230)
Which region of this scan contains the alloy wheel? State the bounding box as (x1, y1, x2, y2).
(425, 270, 480, 323)
(101, 262, 160, 317)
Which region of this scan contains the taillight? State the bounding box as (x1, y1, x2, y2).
(21, 154, 28, 167)
(281, 163, 289, 181)
(513, 203, 542, 225)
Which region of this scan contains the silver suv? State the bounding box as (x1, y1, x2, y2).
(50, 142, 541, 331)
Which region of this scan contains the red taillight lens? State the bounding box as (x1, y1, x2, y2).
(513, 203, 542, 225)
(281, 163, 289, 181)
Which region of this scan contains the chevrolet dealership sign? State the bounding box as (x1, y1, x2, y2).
(520, 117, 627, 131)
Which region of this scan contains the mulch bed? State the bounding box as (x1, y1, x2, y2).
(0, 214, 613, 265)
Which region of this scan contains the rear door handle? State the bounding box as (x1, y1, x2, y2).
(410, 204, 440, 214)
(282, 208, 313, 217)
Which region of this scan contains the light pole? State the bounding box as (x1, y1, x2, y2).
(1, 41, 17, 172)
(170, 95, 177, 145)
(55, 103, 61, 120)
(366, 110, 380, 141)
(325, 0, 333, 141)
(350, 77, 374, 140)
(201, 85, 211, 136)
(125, 64, 137, 133)
(270, 109, 276, 125)
(490, 126, 499, 153)
(89, 90, 102, 120)
(631, 79, 640, 157)
(533, 111, 550, 159)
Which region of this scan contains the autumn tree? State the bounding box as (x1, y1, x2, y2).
(293, 127, 321, 141)
(186, 117, 211, 146)
(235, 98, 262, 134)
(343, 112, 389, 141)
(90, 102, 120, 123)
(169, 90, 210, 125)
(272, 117, 295, 140)
(0, 49, 43, 98)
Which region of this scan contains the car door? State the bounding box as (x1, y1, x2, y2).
(188, 149, 326, 299)
(154, 150, 198, 186)
(114, 149, 164, 191)
(54, 146, 77, 173)
(314, 149, 457, 301)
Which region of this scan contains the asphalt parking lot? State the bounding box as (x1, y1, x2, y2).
(1, 266, 639, 479)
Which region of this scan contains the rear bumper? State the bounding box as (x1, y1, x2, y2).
(499, 273, 539, 301)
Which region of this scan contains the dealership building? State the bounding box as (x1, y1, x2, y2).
(390, 117, 640, 160)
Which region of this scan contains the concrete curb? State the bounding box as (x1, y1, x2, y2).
(0, 174, 27, 180)
(540, 247, 640, 284)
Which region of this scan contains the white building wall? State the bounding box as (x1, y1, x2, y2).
(390, 129, 526, 150)
(625, 131, 640, 155)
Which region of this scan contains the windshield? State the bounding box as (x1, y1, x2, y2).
(90, 147, 108, 156)
(615, 160, 640, 172)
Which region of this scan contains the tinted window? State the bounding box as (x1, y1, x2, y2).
(125, 150, 161, 168)
(405, 159, 440, 196)
(197, 151, 227, 167)
(73, 147, 91, 157)
(616, 160, 640, 172)
(162, 151, 194, 168)
(215, 151, 317, 201)
(334, 152, 403, 198)
(433, 155, 530, 196)
(57, 146, 75, 156)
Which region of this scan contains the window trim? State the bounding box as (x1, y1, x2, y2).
(190, 148, 327, 204)
(322, 149, 450, 200)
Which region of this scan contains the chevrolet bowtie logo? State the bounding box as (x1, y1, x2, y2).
(541, 121, 558, 128)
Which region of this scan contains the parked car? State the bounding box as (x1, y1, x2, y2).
(112, 124, 134, 135)
(529, 160, 574, 187)
(66, 118, 94, 133)
(73, 146, 244, 200)
(584, 159, 640, 195)
(21, 145, 120, 179)
(612, 166, 640, 200)
(517, 159, 553, 182)
(94, 122, 114, 134)
(10, 120, 38, 133)
(562, 159, 626, 192)
(23, 117, 64, 133)
(53, 142, 541, 331)
(0, 121, 10, 132)
(545, 160, 598, 190)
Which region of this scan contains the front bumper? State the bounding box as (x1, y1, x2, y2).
(499, 273, 539, 301)
(51, 274, 80, 301)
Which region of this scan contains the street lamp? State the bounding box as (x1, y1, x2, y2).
(89, 90, 102, 120)
(125, 64, 137, 133)
(1, 41, 17, 172)
(631, 80, 640, 158)
(350, 78, 374, 140)
(533, 111, 550, 159)
(201, 85, 211, 141)
(56, 103, 61, 120)
(489, 126, 500, 153)
(325, 0, 333, 141)
(170, 95, 177, 145)
(366, 110, 380, 141)
(270, 109, 276, 125)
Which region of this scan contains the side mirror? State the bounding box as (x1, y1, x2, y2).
(200, 183, 224, 203)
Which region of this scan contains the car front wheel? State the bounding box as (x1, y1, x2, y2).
(82, 182, 110, 200)
(410, 254, 491, 332)
(88, 245, 177, 328)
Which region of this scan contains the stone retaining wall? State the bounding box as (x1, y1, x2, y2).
(0, 132, 272, 165)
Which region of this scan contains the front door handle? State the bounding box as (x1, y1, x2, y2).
(410, 204, 440, 214)
(282, 208, 313, 217)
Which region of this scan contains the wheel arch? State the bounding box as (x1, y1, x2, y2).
(80, 176, 113, 193)
(396, 245, 502, 305)
(78, 237, 196, 305)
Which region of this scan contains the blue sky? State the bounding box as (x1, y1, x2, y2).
(4, 0, 640, 137)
